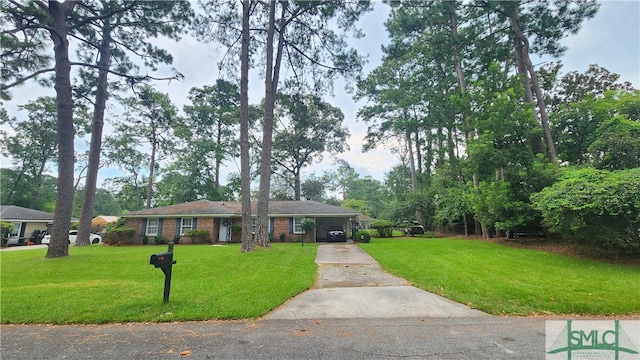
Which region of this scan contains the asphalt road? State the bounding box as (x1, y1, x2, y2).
(1, 317, 548, 360)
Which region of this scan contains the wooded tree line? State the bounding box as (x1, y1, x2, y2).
(2, 1, 639, 256)
(356, 0, 639, 254)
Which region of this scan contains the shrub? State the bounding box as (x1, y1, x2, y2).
(532, 167, 640, 255)
(370, 219, 395, 238)
(142, 236, 148, 245)
(104, 218, 126, 233)
(153, 235, 168, 245)
(102, 228, 136, 246)
(278, 232, 286, 242)
(355, 230, 371, 243)
(1, 221, 14, 239)
(184, 229, 210, 244)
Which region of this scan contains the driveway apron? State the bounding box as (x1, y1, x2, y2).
(264, 242, 489, 319)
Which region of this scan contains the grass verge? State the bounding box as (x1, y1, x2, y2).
(0, 244, 317, 324)
(359, 238, 640, 316)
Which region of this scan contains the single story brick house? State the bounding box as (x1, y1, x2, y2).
(121, 200, 361, 243)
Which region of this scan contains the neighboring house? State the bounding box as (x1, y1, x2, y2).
(121, 200, 361, 243)
(0, 205, 54, 246)
(91, 215, 119, 232)
(357, 214, 376, 230)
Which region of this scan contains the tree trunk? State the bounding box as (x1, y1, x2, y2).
(215, 120, 222, 191)
(294, 169, 301, 200)
(514, 37, 544, 155)
(29, 155, 47, 209)
(77, 31, 111, 246)
(46, 0, 77, 259)
(256, 1, 285, 247)
(472, 174, 490, 240)
(239, 0, 254, 252)
(508, 9, 557, 161)
(146, 137, 157, 209)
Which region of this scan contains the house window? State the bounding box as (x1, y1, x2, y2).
(293, 217, 304, 234)
(10, 222, 21, 237)
(180, 218, 193, 235)
(146, 219, 159, 236)
(248, 218, 270, 234)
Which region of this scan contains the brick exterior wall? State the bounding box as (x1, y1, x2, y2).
(124, 216, 319, 244)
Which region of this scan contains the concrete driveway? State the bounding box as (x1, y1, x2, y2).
(264, 242, 489, 319)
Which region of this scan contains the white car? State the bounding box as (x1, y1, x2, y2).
(42, 230, 102, 246)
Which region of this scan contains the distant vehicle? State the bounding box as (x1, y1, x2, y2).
(42, 230, 102, 246)
(326, 226, 347, 242)
(404, 222, 425, 236)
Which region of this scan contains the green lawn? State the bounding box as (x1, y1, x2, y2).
(359, 238, 640, 316)
(0, 244, 317, 324)
(3, 239, 638, 324)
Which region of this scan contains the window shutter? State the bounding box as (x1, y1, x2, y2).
(158, 218, 163, 235)
(289, 218, 293, 234)
(175, 218, 181, 237)
(141, 219, 147, 235)
(193, 218, 198, 229)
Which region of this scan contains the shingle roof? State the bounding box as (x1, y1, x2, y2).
(0, 205, 55, 222)
(122, 200, 236, 217)
(122, 200, 359, 218)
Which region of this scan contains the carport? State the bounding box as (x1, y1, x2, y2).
(315, 216, 353, 242)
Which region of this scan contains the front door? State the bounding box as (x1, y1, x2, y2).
(218, 220, 230, 242)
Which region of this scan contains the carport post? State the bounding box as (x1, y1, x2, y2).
(351, 216, 357, 241)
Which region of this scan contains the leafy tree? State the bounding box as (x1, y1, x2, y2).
(73, 0, 192, 246)
(324, 160, 361, 201)
(0, 168, 57, 211)
(589, 116, 640, 170)
(92, 189, 122, 216)
(102, 133, 149, 212)
(300, 175, 327, 202)
(180, 80, 241, 193)
(271, 93, 349, 200)
(552, 89, 640, 165)
(116, 85, 180, 208)
(1, 97, 62, 208)
(341, 199, 370, 217)
(479, 0, 600, 161)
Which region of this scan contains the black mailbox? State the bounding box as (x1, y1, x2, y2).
(149, 242, 177, 303)
(150, 252, 174, 268)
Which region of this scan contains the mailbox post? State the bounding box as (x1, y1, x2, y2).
(149, 242, 177, 303)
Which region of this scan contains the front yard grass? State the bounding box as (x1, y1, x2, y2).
(359, 238, 640, 316)
(0, 243, 317, 324)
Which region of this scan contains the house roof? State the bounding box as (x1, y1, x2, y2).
(357, 214, 376, 222)
(121, 199, 359, 218)
(0, 205, 55, 222)
(91, 215, 120, 226)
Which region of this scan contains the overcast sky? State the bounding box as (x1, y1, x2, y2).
(2, 0, 639, 189)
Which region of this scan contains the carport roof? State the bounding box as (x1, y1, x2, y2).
(122, 200, 359, 218)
